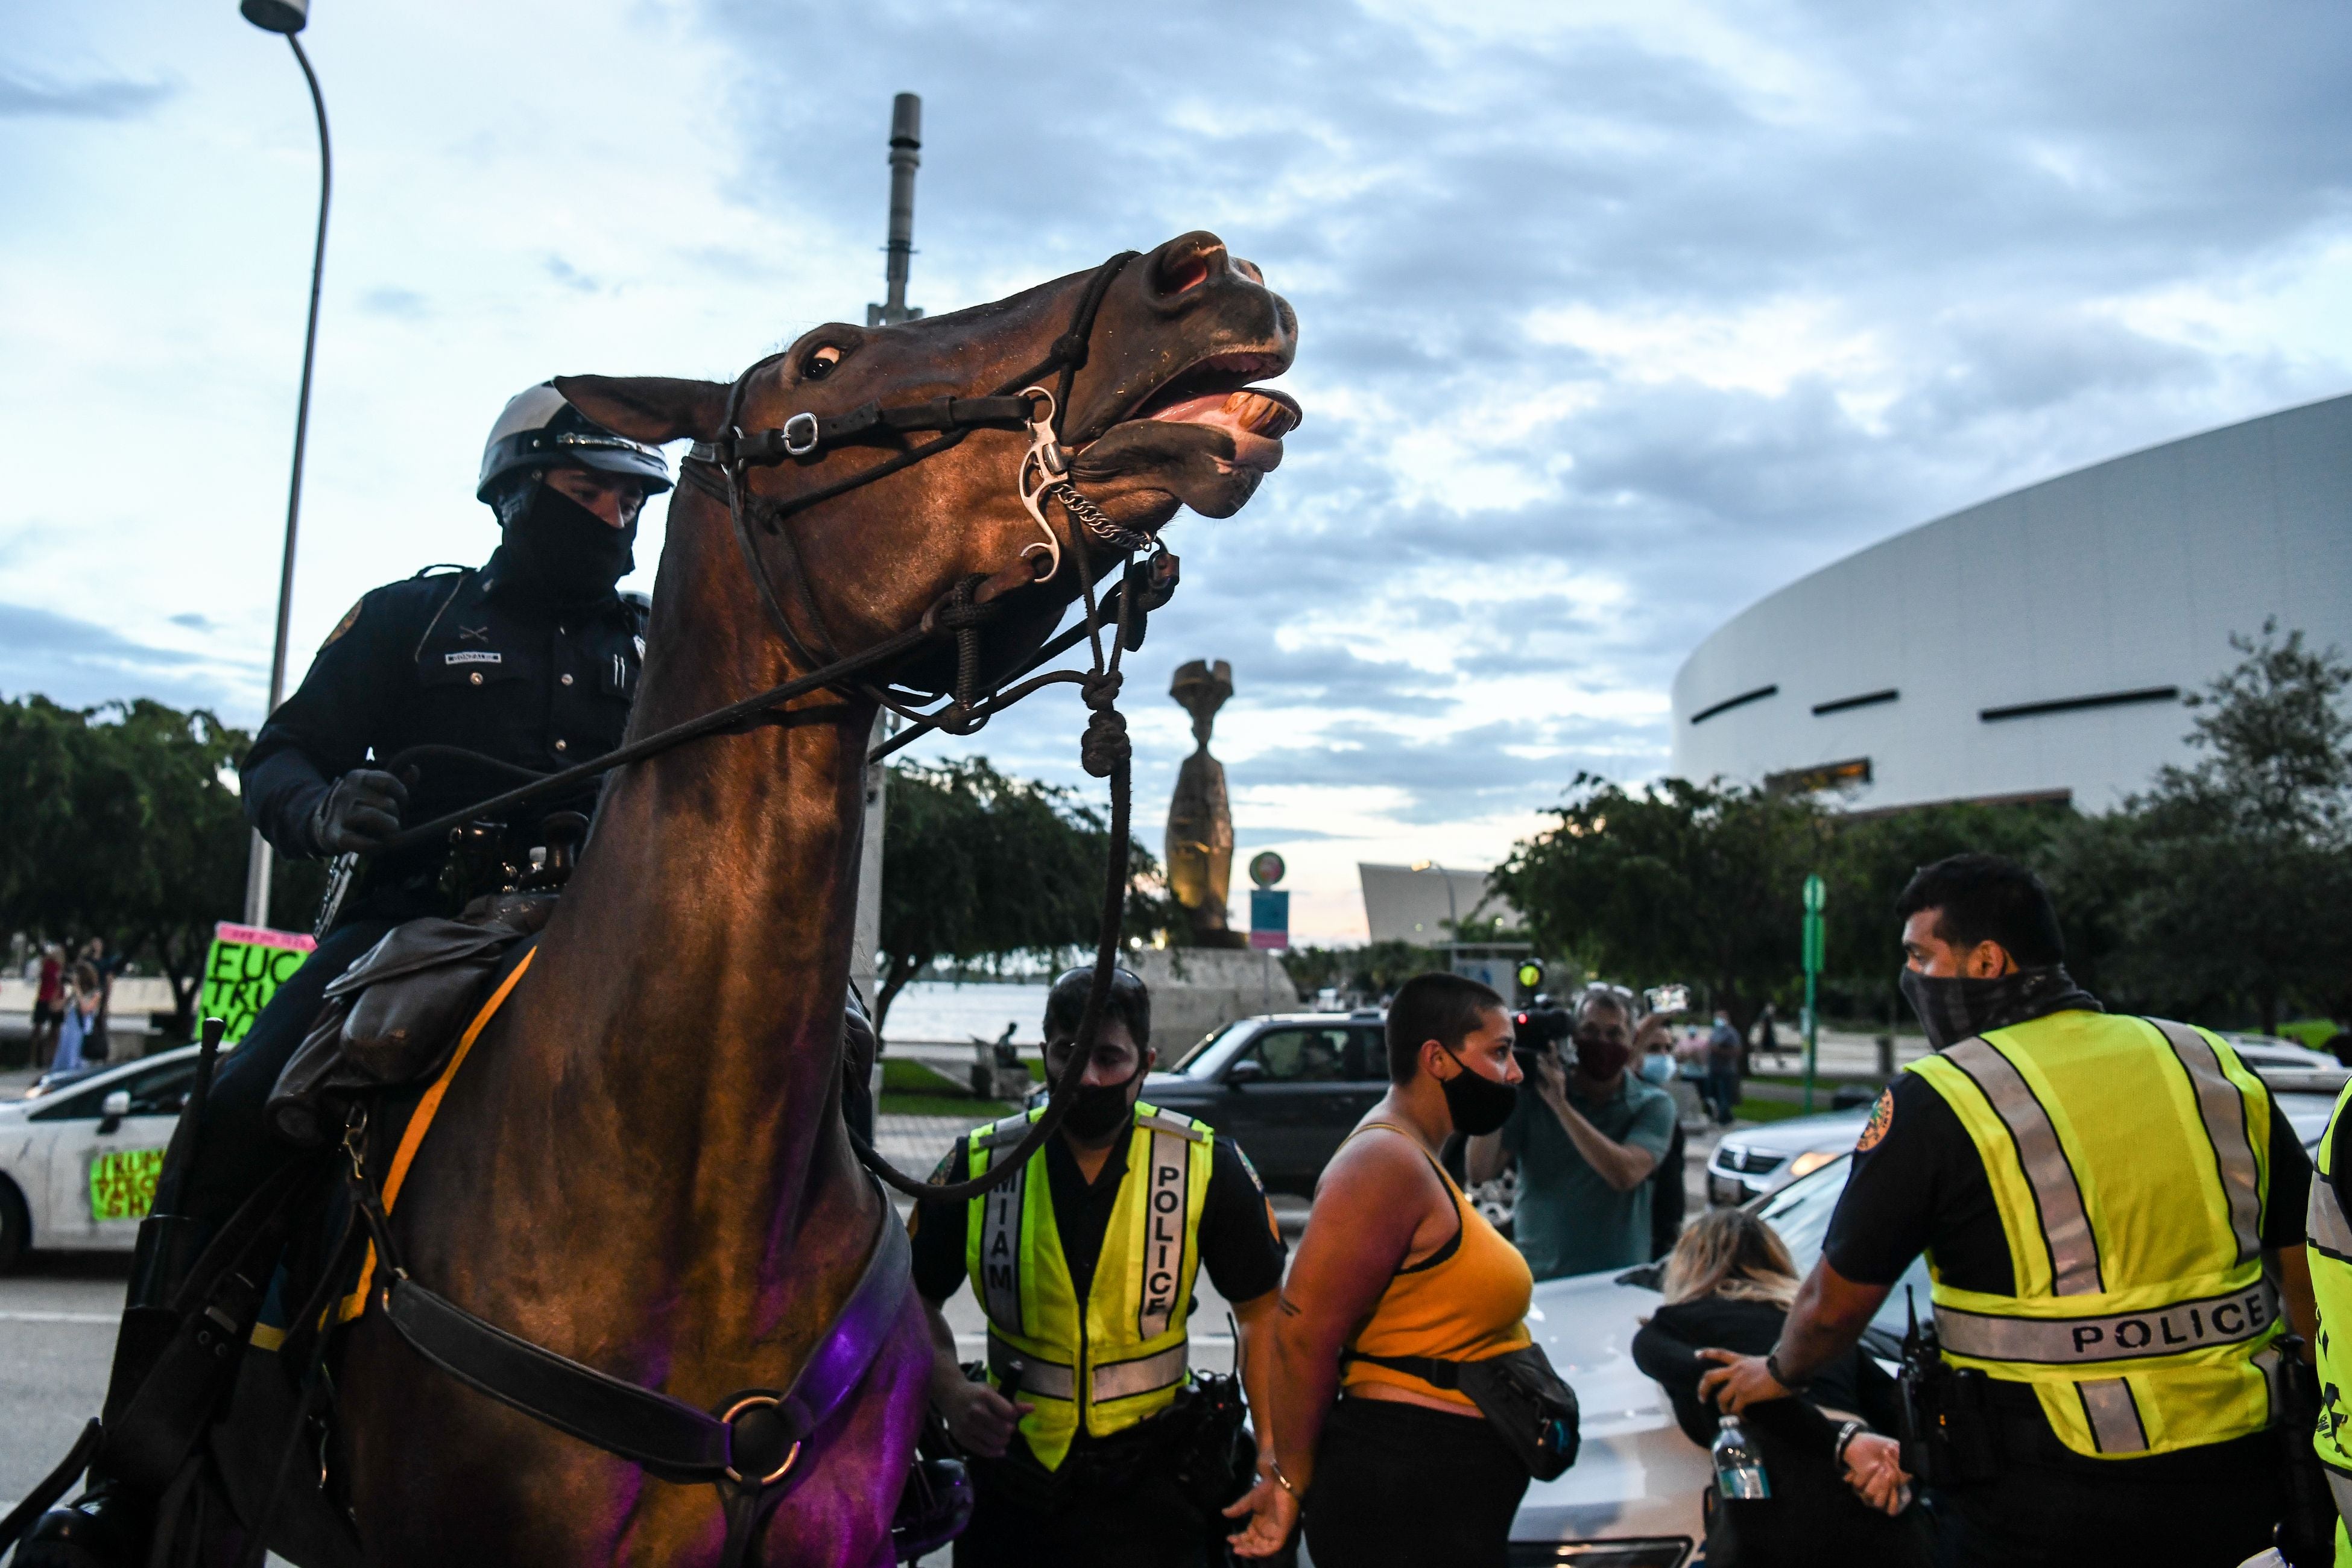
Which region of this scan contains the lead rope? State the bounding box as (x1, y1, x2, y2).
(847, 532, 1137, 1204)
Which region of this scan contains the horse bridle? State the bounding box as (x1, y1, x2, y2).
(373, 248, 1158, 1203)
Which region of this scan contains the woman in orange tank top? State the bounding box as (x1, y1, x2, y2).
(1226, 973, 1535, 1567)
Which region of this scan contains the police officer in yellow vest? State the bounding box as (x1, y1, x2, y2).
(911, 967, 1288, 1567)
(1702, 854, 2318, 1567)
(2304, 1055, 2352, 1560)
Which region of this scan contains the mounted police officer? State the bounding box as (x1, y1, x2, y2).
(909, 967, 1288, 1567)
(1699, 853, 2319, 1567)
(21, 383, 669, 1568)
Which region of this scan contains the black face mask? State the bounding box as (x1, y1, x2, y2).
(1063, 1066, 1141, 1139)
(1438, 1045, 1519, 1137)
(501, 480, 636, 606)
(1570, 1031, 1631, 1083)
(1900, 964, 2104, 1051)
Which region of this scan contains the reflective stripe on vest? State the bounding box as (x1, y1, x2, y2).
(2310, 1165, 2352, 1265)
(2149, 1019, 2264, 1267)
(1906, 1013, 2278, 1460)
(2303, 1075, 2352, 1506)
(1934, 1281, 2280, 1363)
(963, 1101, 1215, 1472)
(1941, 1036, 2105, 1295)
(986, 1328, 1077, 1401)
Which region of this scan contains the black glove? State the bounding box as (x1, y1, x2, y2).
(305, 769, 409, 855)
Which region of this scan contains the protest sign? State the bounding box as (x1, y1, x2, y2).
(90, 1146, 165, 1222)
(197, 922, 318, 1044)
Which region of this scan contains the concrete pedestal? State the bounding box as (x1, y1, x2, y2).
(1131, 947, 1300, 1059)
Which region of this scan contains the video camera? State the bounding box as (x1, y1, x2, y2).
(1511, 1001, 1573, 1076)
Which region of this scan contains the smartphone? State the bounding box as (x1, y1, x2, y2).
(1644, 984, 1690, 1016)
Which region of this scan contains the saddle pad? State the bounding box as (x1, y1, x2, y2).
(331, 943, 539, 1324)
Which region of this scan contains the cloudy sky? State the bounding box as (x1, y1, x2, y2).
(6, 0, 2351, 941)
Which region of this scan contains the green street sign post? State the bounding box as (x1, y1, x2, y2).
(1802, 873, 1826, 1112)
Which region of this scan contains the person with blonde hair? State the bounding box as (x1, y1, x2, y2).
(1633, 1207, 1926, 1566)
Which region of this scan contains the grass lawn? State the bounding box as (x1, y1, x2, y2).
(1750, 1072, 1880, 1090)
(877, 1057, 1014, 1120)
(1731, 1098, 1821, 1124)
(879, 1092, 1013, 1120)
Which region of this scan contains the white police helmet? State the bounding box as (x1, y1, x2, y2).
(476, 382, 672, 505)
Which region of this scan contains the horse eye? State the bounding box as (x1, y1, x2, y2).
(803, 345, 844, 379)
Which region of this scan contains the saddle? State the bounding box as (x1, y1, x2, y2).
(266, 891, 557, 1147)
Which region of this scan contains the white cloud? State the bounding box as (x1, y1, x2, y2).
(6, 0, 2352, 948)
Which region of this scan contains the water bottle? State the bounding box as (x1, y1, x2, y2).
(1712, 1414, 1769, 1500)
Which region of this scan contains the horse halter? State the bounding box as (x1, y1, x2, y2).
(687, 248, 1146, 726)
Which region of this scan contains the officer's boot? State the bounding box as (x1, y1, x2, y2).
(14, 1202, 213, 1564)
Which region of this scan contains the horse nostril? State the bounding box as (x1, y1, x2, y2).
(1153, 233, 1227, 298)
(1163, 256, 1210, 294)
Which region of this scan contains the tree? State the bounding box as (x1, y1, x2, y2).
(1280, 940, 1454, 1003)
(1492, 774, 1829, 1035)
(2120, 622, 2352, 1034)
(1819, 797, 2072, 1010)
(874, 757, 1172, 1039)
(0, 697, 253, 1027)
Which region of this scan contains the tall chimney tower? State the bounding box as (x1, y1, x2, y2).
(867, 93, 925, 327)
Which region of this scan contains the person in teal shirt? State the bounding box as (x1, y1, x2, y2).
(1469, 987, 1678, 1279)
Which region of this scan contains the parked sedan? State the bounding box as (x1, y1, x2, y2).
(0, 1045, 203, 1271)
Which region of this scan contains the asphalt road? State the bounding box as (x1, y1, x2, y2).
(1, 1250, 130, 1508)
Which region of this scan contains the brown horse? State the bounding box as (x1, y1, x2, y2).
(323, 232, 1297, 1566)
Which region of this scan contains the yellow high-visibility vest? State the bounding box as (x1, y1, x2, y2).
(1906, 1011, 2281, 1459)
(2304, 1077, 2352, 1564)
(963, 1099, 1215, 1471)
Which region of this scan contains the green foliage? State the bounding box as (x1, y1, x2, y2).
(1491, 774, 1829, 1032)
(1280, 939, 1451, 1001)
(0, 697, 251, 1022)
(2114, 622, 2352, 1032)
(876, 757, 1172, 1038)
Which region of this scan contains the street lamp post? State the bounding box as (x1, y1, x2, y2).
(238, 0, 331, 928)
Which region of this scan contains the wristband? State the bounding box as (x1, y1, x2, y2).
(1266, 1461, 1300, 1497)
(1764, 1350, 1808, 1391)
(1833, 1419, 1865, 1466)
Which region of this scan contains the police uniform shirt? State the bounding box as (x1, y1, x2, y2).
(1822, 1029, 2312, 1474)
(241, 547, 643, 911)
(911, 1125, 1287, 1312)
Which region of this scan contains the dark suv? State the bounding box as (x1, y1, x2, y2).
(1128, 1011, 1391, 1195)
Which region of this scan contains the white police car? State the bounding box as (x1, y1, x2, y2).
(0, 1045, 203, 1271)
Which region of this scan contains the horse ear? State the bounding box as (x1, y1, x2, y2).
(554, 375, 730, 444)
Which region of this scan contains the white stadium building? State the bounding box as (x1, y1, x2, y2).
(1671, 392, 2352, 814)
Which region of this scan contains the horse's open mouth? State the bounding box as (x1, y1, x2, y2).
(1124, 352, 1301, 474)
(1063, 350, 1301, 525)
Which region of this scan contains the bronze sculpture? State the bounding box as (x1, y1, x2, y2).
(1165, 659, 1244, 947)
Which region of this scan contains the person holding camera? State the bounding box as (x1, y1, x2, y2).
(1468, 985, 1677, 1280)
(908, 967, 1288, 1567)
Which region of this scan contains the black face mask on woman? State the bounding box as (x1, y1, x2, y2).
(1438, 1045, 1519, 1137)
(501, 480, 637, 606)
